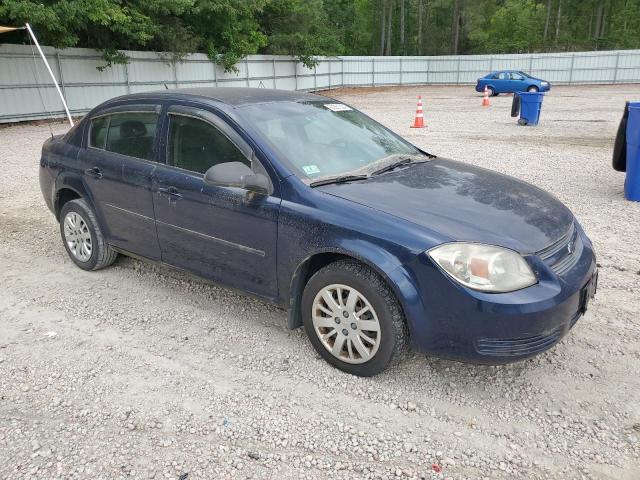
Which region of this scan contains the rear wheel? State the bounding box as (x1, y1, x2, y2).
(59, 198, 117, 271)
(302, 259, 409, 376)
(527, 85, 539, 92)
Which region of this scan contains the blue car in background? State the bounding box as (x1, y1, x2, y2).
(476, 70, 551, 96)
(39, 88, 595, 377)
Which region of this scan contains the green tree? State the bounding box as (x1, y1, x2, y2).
(471, 0, 545, 53)
(258, 0, 343, 66)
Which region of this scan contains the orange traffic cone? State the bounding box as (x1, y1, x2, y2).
(410, 96, 426, 128)
(482, 86, 490, 107)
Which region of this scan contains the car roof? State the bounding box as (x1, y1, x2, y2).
(110, 87, 326, 107)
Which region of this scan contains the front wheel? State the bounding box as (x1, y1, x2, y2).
(302, 260, 409, 376)
(527, 85, 539, 92)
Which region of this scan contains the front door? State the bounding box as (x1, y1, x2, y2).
(79, 108, 161, 260)
(152, 107, 280, 299)
(509, 72, 527, 91)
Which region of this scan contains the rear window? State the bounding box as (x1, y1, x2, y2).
(89, 112, 158, 161)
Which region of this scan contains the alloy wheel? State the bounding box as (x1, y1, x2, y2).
(63, 211, 92, 262)
(311, 284, 381, 364)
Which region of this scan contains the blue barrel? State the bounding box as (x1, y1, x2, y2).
(625, 102, 640, 201)
(517, 92, 545, 126)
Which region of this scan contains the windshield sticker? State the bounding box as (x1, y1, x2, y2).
(323, 103, 352, 112)
(302, 165, 321, 175)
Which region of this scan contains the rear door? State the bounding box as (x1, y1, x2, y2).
(494, 72, 510, 92)
(78, 105, 162, 260)
(152, 105, 280, 299)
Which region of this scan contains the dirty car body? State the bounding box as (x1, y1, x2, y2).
(39, 88, 596, 373)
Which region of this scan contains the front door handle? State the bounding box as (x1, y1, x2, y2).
(84, 167, 102, 179)
(158, 186, 183, 200)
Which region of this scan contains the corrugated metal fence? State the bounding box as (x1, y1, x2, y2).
(1, 43, 639, 123)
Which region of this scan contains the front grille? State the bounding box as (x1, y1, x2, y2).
(475, 329, 562, 357)
(537, 223, 581, 276)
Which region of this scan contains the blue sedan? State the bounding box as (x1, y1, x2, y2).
(39, 88, 595, 376)
(476, 70, 551, 96)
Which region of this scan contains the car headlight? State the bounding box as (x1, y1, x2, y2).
(427, 243, 537, 293)
(540, 81, 548, 85)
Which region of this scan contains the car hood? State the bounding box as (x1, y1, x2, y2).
(317, 158, 574, 253)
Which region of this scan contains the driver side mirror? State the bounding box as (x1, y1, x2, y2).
(204, 162, 270, 195)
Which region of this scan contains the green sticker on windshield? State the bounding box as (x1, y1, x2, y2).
(302, 165, 321, 175)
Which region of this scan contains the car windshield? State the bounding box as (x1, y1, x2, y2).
(239, 101, 426, 182)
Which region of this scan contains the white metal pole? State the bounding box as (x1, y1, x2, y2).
(25, 23, 74, 126)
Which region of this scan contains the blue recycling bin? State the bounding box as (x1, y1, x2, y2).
(517, 92, 545, 126)
(625, 102, 640, 201)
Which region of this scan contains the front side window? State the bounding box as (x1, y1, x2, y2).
(89, 112, 158, 161)
(510, 73, 524, 80)
(167, 115, 249, 174)
(240, 101, 422, 180)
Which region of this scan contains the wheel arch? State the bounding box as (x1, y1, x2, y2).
(54, 174, 95, 221)
(286, 248, 417, 335)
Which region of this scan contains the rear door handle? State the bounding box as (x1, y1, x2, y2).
(158, 186, 183, 200)
(84, 167, 102, 179)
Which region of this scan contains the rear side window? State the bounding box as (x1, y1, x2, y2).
(89, 112, 158, 161)
(167, 115, 249, 174)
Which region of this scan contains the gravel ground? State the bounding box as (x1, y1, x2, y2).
(1, 85, 639, 480)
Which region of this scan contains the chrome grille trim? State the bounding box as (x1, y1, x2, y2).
(537, 223, 575, 260)
(536, 223, 581, 276)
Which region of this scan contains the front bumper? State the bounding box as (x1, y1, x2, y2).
(399, 226, 596, 364)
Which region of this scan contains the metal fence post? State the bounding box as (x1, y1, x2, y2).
(294, 60, 298, 91)
(328, 58, 331, 89)
(124, 59, 131, 93)
(399, 57, 403, 85)
(213, 60, 218, 87)
(272, 58, 277, 88)
(568, 54, 575, 84)
(426, 57, 430, 83)
(245, 58, 250, 87)
(456, 57, 461, 84)
(314, 64, 317, 90)
(172, 60, 179, 88)
(613, 51, 620, 84)
(55, 52, 67, 98)
(341, 58, 344, 88)
(372, 58, 375, 86)
(528, 55, 533, 75)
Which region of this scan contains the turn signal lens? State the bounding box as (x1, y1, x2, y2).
(427, 243, 537, 293)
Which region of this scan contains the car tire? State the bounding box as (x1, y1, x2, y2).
(527, 85, 539, 92)
(59, 198, 117, 271)
(301, 259, 409, 376)
(488, 86, 497, 97)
